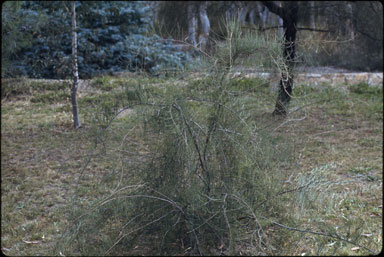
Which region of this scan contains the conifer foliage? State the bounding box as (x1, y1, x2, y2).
(3, 1, 190, 79)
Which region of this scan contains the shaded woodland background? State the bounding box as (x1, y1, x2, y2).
(2, 1, 383, 79)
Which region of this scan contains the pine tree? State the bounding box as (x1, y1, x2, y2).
(1, 1, 46, 77)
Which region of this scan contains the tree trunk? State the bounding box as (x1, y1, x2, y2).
(238, 2, 249, 25)
(71, 1, 81, 128)
(198, 1, 210, 51)
(262, 1, 298, 116)
(277, 16, 284, 38)
(187, 2, 198, 47)
(309, 1, 316, 29)
(225, 3, 236, 23)
(345, 3, 354, 39)
(249, 8, 256, 25)
(257, 2, 268, 29)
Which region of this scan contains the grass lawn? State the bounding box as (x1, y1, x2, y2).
(1, 75, 382, 255)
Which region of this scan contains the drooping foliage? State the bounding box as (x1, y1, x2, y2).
(54, 21, 293, 256)
(3, 1, 191, 79)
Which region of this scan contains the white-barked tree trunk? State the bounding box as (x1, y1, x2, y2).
(187, 1, 198, 47)
(198, 1, 210, 51)
(71, 1, 81, 128)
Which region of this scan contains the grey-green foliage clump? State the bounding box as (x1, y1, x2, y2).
(210, 18, 283, 72)
(134, 84, 292, 255)
(58, 21, 292, 256)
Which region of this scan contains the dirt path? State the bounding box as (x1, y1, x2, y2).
(232, 66, 383, 86)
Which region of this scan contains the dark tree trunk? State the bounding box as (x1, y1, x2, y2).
(262, 1, 298, 116)
(274, 3, 298, 116)
(71, 1, 81, 128)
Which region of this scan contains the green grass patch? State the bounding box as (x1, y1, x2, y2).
(349, 82, 383, 96)
(31, 91, 69, 103)
(1, 72, 382, 256)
